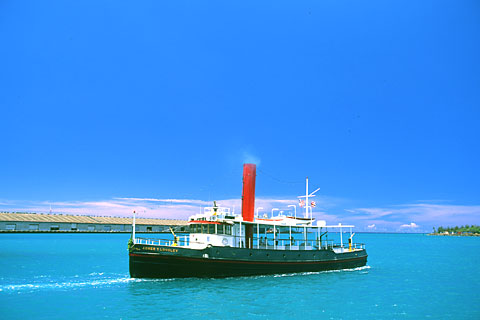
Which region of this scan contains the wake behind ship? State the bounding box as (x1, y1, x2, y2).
(129, 164, 367, 278)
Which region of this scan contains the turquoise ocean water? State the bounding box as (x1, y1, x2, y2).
(0, 233, 479, 319)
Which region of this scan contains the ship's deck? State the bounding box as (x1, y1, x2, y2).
(133, 236, 366, 253)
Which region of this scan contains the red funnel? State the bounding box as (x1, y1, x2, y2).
(241, 163, 256, 222)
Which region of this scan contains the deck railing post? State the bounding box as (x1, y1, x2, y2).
(257, 223, 260, 249)
(239, 221, 242, 248)
(273, 225, 276, 250)
(289, 226, 292, 247)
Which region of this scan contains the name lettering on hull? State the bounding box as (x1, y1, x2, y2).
(141, 246, 178, 253)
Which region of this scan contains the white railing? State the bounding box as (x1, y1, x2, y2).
(134, 236, 190, 247)
(134, 236, 365, 251)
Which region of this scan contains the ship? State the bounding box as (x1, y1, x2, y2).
(128, 164, 367, 278)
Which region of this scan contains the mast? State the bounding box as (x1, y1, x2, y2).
(132, 210, 136, 240)
(299, 178, 320, 220)
(305, 177, 309, 218)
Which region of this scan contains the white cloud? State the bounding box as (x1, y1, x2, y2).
(346, 202, 480, 232)
(3, 197, 479, 232)
(115, 198, 210, 206)
(400, 222, 419, 229)
(0, 197, 313, 220)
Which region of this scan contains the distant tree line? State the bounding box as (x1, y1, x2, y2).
(433, 225, 480, 234)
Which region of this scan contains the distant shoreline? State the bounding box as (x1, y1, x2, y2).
(0, 230, 428, 235)
(0, 230, 187, 234)
(428, 233, 480, 237)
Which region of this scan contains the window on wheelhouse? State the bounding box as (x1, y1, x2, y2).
(216, 224, 230, 235)
(189, 223, 232, 235)
(208, 224, 215, 234)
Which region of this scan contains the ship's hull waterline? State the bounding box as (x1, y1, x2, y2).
(129, 244, 368, 278)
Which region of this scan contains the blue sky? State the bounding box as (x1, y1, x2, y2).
(1, 0, 479, 232)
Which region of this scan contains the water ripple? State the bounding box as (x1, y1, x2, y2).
(0, 276, 141, 293)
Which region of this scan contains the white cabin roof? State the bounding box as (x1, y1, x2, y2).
(188, 207, 354, 229)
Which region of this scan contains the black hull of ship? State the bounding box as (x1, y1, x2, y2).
(129, 244, 368, 278)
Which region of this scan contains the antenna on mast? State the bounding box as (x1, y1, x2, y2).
(297, 178, 320, 219)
